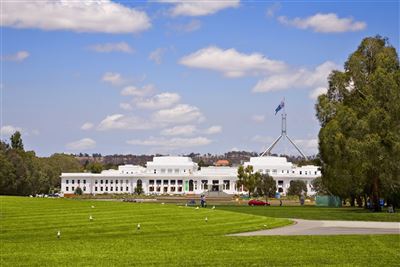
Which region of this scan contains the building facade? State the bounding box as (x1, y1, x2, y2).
(60, 156, 320, 196)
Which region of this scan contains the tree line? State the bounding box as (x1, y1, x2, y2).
(0, 132, 82, 195)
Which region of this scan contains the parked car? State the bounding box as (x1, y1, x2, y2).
(248, 199, 271, 206)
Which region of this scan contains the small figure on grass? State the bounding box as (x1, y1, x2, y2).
(57, 230, 61, 239)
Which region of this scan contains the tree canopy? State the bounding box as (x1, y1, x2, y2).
(316, 36, 400, 210)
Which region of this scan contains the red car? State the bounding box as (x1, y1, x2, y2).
(248, 199, 271, 206)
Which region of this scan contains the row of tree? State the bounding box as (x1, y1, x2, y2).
(237, 165, 307, 201)
(316, 36, 400, 210)
(0, 132, 82, 195)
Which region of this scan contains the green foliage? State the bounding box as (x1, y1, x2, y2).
(0, 134, 82, 196)
(256, 174, 277, 201)
(237, 165, 261, 197)
(10, 131, 24, 150)
(311, 176, 330, 195)
(287, 180, 308, 198)
(74, 187, 83, 195)
(86, 162, 103, 173)
(316, 36, 400, 210)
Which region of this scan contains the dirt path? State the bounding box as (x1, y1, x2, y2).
(229, 219, 400, 236)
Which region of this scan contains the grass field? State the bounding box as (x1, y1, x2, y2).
(217, 205, 400, 222)
(1, 196, 399, 266)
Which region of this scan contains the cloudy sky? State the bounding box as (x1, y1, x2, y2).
(1, 0, 398, 156)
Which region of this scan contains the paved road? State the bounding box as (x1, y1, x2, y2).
(229, 219, 400, 236)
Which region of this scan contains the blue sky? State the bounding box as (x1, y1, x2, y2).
(1, 0, 399, 156)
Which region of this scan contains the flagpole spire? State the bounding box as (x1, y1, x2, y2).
(260, 99, 307, 159)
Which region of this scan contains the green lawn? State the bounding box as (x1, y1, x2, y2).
(1, 196, 399, 266)
(217, 205, 400, 222)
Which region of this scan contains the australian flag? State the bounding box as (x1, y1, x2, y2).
(275, 100, 285, 115)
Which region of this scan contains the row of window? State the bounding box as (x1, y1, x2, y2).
(149, 179, 183, 185)
(65, 186, 87, 192)
(257, 169, 319, 175)
(153, 169, 191, 174)
(65, 180, 86, 185)
(94, 186, 129, 192)
(94, 179, 130, 185)
(149, 186, 183, 192)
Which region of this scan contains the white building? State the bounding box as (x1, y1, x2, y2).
(60, 156, 320, 196)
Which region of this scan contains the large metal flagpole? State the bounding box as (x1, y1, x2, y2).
(260, 100, 307, 159)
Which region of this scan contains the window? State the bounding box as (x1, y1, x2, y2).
(278, 180, 284, 185)
(170, 186, 176, 192)
(156, 180, 161, 185)
(300, 171, 302, 175)
(170, 180, 176, 185)
(83, 187, 86, 191)
(110, 187, 113, 191)
(161, 169, 166, 174)
(126, 180, 129, 184)
(110, 180, 113, 184)
(83, 180, 86, 184)
(278, 187, 283, 193)
(149, 186, 154, 192)
(105, 180, 108, 184)
(168, 169, 172, 174)
(156, 187, 161, 192)
(95, 187, 98, 192)
(178, 180, 183, 185)
(266, 169, 270, 173)
(115, 187, 118, 191)
(72, 186, 75, 191)
(77, 180, 80, 184)
(100, 187, 103, 191)
(178, 187, 182, 192)
(164, 187, 168, 192)
(272, 169, 277, 174)
(287, 170, 289, 174)
(163, 180, 168, 185)
(282, 170, 284, 173)
(201, 180, 208, 190)
(100, 180, 103, 184)
(95, 180, 98, 184)
(258, 169, 263, 173)
(174, 169, 179, 173)
(149, 180, 154, 185)
(223, 180, 230, 190)
(66, 180, 69, 184)
(66, 186, 69, 191)
(153, 169, 156, 174)
(120, 187, 123, 191)
(120, 180, 123, 184)
(305, 171, 308, 175)
(105, 187, 108, 191)
(116, 180, 118, 184)
(315, 171, 317, 175)
(72, 180, 75, 184)
(126, 186, 128, 191)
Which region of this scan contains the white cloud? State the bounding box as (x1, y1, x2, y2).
(102, 72, 124, 86)
(204, 125, 222, 134)
(66, 138, 96, 150)
(170, 19, 202, 32)
(127, 136, 212, 149)
(3, 0, 151, 34)
(180, 46, 287, 77)
(253, 61, 339, 93)
(161, 0, 239, 17)
(2, 51, 29, 62)
(149, 48, 167, 64)
(88, 42, 133, 53)
(135, 92, 181, 110)
(160, 125, 197, 136)
(97, 114, 155, 131)
(278, 13, 366, 33)
(81, 122, 94, 130)
(1, 125, 22, 136)
(266, 3, 281, 18)
(152, 104, 204, 124)
(119, 103, 133, 111)
(120, 84, 154, 97)
(252, 115, 265, 123)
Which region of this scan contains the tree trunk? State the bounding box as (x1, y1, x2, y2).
(350, 195, 355, 207)
(371, 176, 381, 212)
